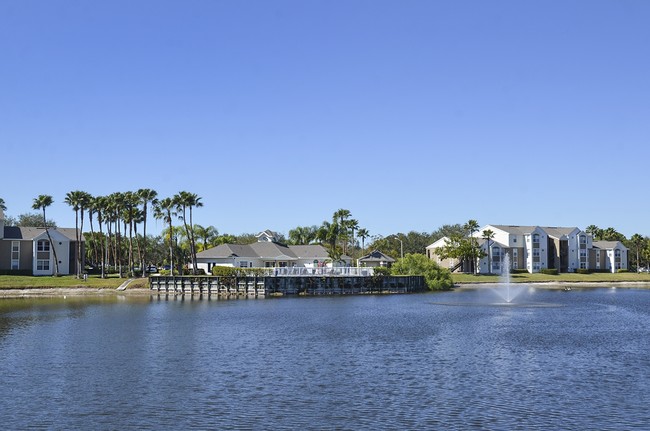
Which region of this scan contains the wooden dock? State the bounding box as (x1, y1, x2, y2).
(149, 275, 426, 297)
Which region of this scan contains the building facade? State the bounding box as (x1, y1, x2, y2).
(426, 224, 628, 274)
(0, 209, 84, 276)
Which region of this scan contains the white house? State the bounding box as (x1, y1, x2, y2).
(195, 230, 352, 274)
(0, 208, 82, 276)
(426, 224, 629, 274)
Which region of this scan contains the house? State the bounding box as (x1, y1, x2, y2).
(426, 224, 629, 274)
(592, 241, 628, 273)
(195, 229, 352, 273)
(0, 209, 84, 276)
(357, 250, 396, 268)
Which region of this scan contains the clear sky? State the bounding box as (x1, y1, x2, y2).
(2, 0, 649, 239)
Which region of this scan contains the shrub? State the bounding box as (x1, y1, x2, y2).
(390, 253, 454, 290)
(617, 269, 629, 273)
(540, 268, 558, 275)
(212, 266, 238, 277)
(510, 269, 528, 274)
(0, 269, 33, 276)
(576, 268, 590, 274)
(372, 267, 391, 276)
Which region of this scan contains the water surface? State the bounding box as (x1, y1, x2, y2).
(1, 287, 649, 430)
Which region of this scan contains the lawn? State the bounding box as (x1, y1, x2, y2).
(452, 271, 650, 284)
(0, 275, 149, 289)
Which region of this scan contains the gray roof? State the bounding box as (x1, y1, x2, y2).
(358, 250, 396, 263)
(3, 226, 81, 241)
(593, 241, 626, 250)
(490, 225, 579, 238)
(197, 242, 332, 261)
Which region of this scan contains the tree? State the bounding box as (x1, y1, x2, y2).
(32, 195, 60, 276)
(482, 229, 495, 274)
(357, 228, 369, 256)
(288, 225, 317, 245)
(391, 253, 453, 290)
(193, 224, 218, 251)
(137, 188, 158, 277)
(630, 234, 645, 271)
(586, 225, 603, 241)
(14, 213, 57, 227)
(463, 220, 481, 273)
(154, 198, 176, 274)
(174, 191, 203, 275)
(65, 190, 91, 278)
(435, 234, 483, 274)
(0, 197, 6, 211)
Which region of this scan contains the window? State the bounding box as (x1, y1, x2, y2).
(512, 261, 518, 269)
(513, 249, 518, 258)
(37, 240, 50, 252)
(533, 234, 540, 244)
(615, 249, 621, 258)
(580, 262, 586, 269)
(492, 247, 500, 257)
(533, 262, 541, 270)
(580, 235, 586, 244)
(11, 241, 20, 269)
(492, 262, 500, 271)
(533, 249, 540, 257)
(580, 250, 587, 258)
(513, 238, 517, 243)
(239, 261, 248, 268)
(37, 260, 50, 271)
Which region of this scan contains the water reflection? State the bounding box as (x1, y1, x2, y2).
(0, 287, 649, 429)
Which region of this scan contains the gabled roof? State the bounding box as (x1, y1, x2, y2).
(489, 225, 541, 235)
(197, 242, 333, 261)
(358, 250, 396, 263)
(3, 226, 80, 241)
(489, 225, 580, 239)
(593, 241, 627, 250)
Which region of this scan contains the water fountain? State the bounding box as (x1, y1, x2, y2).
(490, 253, 526, 303)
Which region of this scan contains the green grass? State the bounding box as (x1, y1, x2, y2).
(0, 275, 149, 289)
(452, 272, 650, 284)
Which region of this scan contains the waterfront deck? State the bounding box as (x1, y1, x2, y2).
(149, 275, 426, 297)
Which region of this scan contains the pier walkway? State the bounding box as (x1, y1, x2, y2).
(149, 275, 426, 297)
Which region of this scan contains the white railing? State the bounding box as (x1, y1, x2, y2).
(262, 267, 375, 277)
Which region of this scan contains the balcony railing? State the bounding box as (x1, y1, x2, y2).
(262, 267, 375, 277)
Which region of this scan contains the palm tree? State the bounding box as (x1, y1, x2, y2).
(174, 191, 203, 275)
(288, 226, 316, 245)
(630, 233, 645, 271)
(0, 197, 6, 211)
(357, 228, 369, 256)
(154, 198, 175, 274)
(137, 188, 158, 277)
(194, 224, 218, 251)
(65, 190, 91, 278)
(93, 196, 109, 278)
(482, 229, 495, 274)
(586, 225, 603, 241)
(463, 219, 480, 273)
(32, 195, 59, 276)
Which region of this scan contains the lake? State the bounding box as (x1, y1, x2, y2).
(1, 286, 649, 430)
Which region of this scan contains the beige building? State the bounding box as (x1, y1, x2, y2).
(426, 224, 629, 274)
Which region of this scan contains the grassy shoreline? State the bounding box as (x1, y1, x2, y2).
(452, 272, 650, 285)
(0, 273, 650, 297)
(0, 275, 149, 290)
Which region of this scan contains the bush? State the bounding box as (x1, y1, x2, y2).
(390, 253, 453, 290)
(372, 267, 391, 276)
(617, 269, 629, 273)
(510, 269, 528, 274)
(540, 268, 558, 275)
(0, 269, 33, 276)
(576, 268, 591, 274)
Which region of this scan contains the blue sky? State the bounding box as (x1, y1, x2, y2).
(2, 0, 649, 239)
